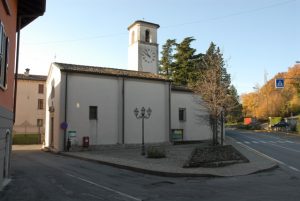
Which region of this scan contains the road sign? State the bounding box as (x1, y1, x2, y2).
(60, 122, 68, 129)
(275, 78, 284, 89)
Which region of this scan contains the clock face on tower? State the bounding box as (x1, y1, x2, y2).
(141, 48, 156, 64)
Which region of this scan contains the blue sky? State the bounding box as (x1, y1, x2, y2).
(19, 0, 300, 95)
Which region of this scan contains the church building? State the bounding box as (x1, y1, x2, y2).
(44, 21, 212, 152)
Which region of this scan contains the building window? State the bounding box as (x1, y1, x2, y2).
(37, 119, 43, 127)
(145, 30, 150, 42)
(0, 23, 9, 90)
(38, 84, 44, 94)
(38, 99, 44, 110)
(179, 108, 186, 121)
(89, 106, 98, 120)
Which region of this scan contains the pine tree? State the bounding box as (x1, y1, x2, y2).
(159, 39, 176, 79)
(173, 37, 201, 85)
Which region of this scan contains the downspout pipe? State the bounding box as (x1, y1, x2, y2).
(64, 72, 68, 151)
(169, 82, 172, 143)
(122, 77, 125, 144)
(13, 17, 22, 123)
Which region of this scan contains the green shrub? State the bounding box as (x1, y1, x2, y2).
(13, 134, 40, 144)
(147, 146, 166, 158)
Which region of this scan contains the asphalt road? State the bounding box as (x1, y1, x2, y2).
(226, 129, 300, 173)
(1, 138, 300, 201)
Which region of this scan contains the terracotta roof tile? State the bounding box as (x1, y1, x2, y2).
(54, 62, 170, 82)
(17, 74, 47, 81)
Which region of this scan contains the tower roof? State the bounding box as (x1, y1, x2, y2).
(128, 20, 160, 30)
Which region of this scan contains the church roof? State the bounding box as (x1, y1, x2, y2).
(17, 74, 47, 81)
(128, 20, 160, 30)
(171, 85, 193, 92)
(54, 62, 170, 82)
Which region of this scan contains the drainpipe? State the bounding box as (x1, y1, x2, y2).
(169, 82, 172, 142)
(13, 17, 22, 123)
(122, 77, 125, 144)
(64, 72, 68, 151)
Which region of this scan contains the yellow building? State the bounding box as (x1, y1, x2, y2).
(13, 69, 47, 144)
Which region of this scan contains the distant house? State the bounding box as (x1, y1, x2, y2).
(44, 20, 212, 152)
(13, 69, 47, 144)
(0, 0, 45, 190)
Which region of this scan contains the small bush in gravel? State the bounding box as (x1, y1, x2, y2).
(147, 146, 166, 158)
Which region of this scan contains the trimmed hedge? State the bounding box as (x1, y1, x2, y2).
(13, 134, 40, 145)
(147, 146, 166, 158)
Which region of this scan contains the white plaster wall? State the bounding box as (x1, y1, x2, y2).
(171, 91, 212, 141)
(124, 79, 169, 144)
(66, 74, 119, 145)
(45, 64, 63, 151)
(128, 42, 139, 71)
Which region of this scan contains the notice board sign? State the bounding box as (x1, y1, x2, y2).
(172, 129, 183, 141)
(68, 131, 77, 138)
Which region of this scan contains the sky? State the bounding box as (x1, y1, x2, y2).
(19, 0, 300, 95)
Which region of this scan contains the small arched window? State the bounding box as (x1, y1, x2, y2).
(131, 31, 135, 44)
(145, 30, 150, 42)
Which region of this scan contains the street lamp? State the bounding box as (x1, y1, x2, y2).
(134, 107, 152, 155)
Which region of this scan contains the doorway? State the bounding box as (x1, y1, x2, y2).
(50, 117, 54, 147)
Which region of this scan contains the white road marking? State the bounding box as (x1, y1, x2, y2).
(260, 141, 267, 143)
(66, 173, 142, 201)
(268, 143, 300, 153)
(244, 141, 250, 144)
(286, 140, 294, 143)
(235, 141, 300, 172)
(252, 141, 258, 144)
(288, 166, 300, 172)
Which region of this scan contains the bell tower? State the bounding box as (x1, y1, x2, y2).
(128, 20, 160, 74)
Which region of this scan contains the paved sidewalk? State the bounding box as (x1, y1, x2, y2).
(60, 137, 278, 177)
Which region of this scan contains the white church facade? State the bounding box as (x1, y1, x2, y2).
(44, 21, 212, 152)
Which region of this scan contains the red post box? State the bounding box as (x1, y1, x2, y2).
(82, 136, 89, 147)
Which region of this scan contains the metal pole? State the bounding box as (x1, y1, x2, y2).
(142, 117, 145, 155)
(221, 111, 224, 146)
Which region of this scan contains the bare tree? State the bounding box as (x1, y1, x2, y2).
(190, 66, 230, 145)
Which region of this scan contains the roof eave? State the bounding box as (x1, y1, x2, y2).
(17, 0, 46, 30)
(59, 69, 170, 82)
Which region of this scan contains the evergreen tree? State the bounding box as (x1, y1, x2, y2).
(226, 85, 243, 123)
(159, 39, 176, 79)
(197, 42, 231, 88)
(173, 37, 201, 85)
